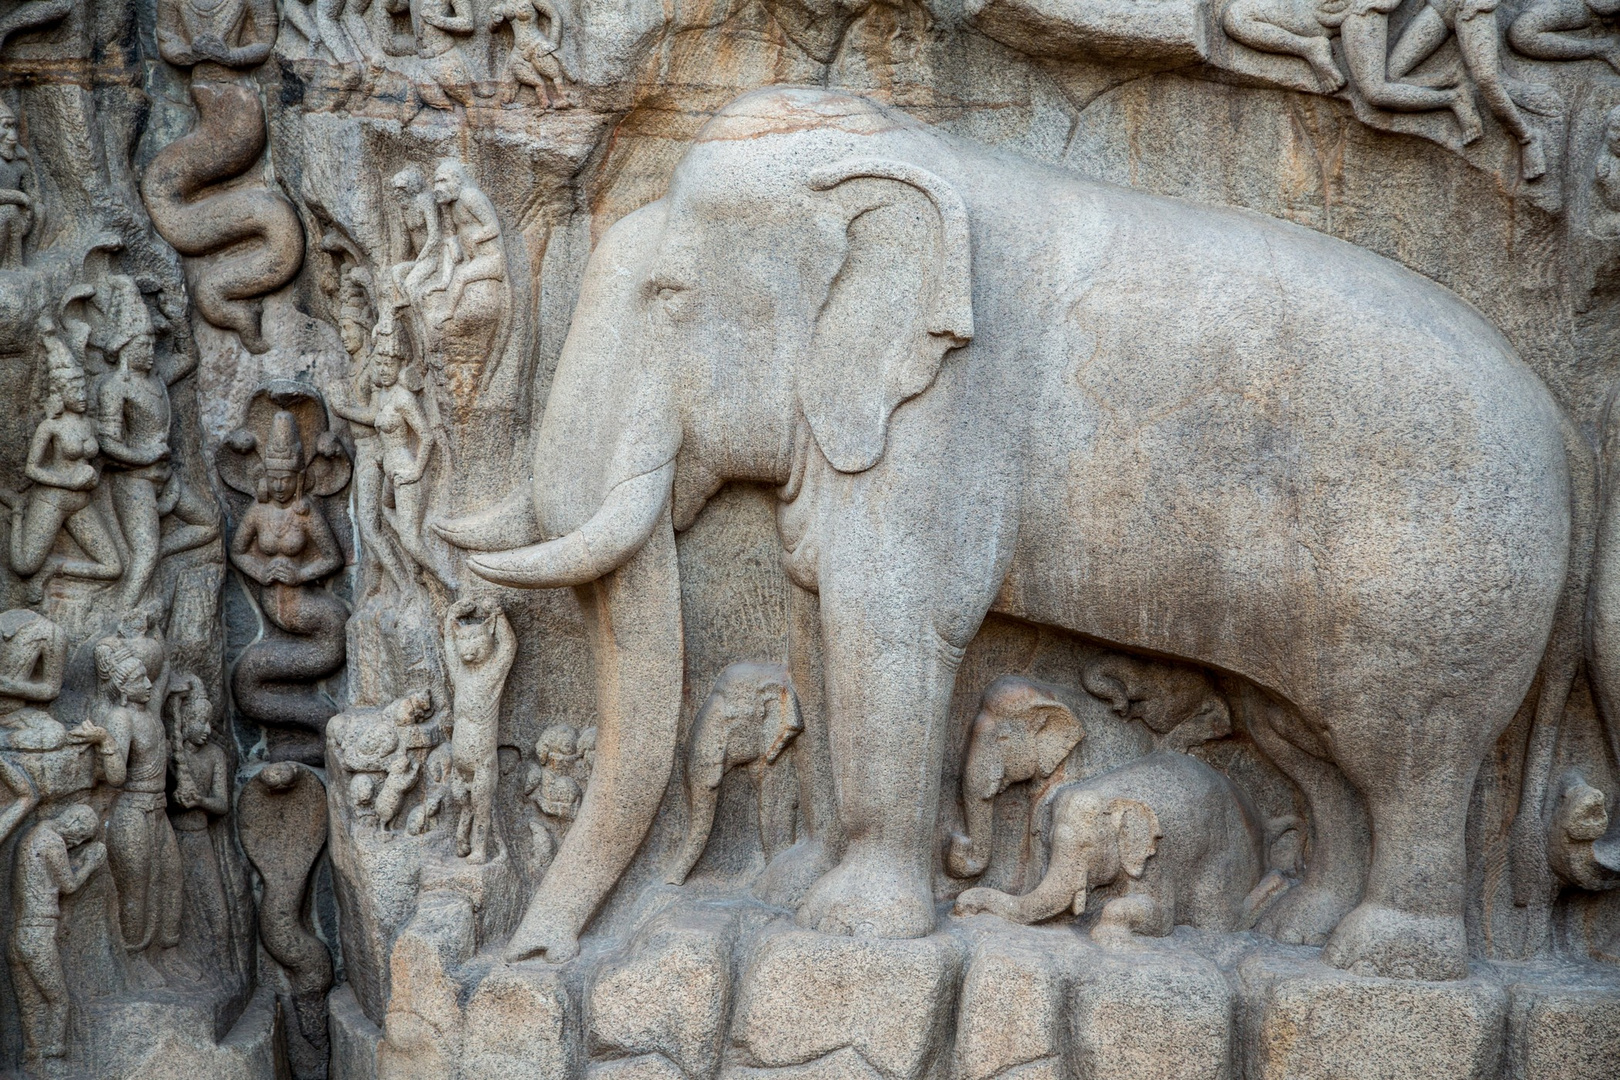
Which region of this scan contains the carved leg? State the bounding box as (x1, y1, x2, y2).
(154, 815, 183, 950)
(111, 473, 161, 605)
(108, 796, 151, 952)
(1453, 11, 1545, 178)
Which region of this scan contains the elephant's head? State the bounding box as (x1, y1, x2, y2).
(433, 88, 975, 960)
(948, 676, 1083, 879)
(669, 661, 803, 885)
(1058, 793, 1161, 915)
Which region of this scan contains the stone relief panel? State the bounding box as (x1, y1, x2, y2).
(2, 0, 1620, 1076)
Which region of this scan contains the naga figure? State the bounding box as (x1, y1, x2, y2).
(217, 387, 352, 756)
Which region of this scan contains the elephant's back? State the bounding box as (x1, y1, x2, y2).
(994, 180, 1570, 718)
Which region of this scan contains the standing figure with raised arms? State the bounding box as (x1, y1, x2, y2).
(444, 599, 516, 862)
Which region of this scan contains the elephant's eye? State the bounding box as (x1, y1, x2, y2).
(648, 280, 693, 318)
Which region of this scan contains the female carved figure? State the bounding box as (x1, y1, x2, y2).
(95, 277, 218, 606)
(6, 317, 122, 592)
(74, 635, 182, 970)
(226, 408, 348, 741)
(329, 335, 453, 587)
(155, 0, 277, 70)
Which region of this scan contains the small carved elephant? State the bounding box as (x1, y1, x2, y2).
(953, 751, 1280, 939)
(1080, 653, 1232, 752)
(667, 662, 803, 884)
(948, 676, 1085, 879)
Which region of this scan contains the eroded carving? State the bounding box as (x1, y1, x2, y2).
(491, 0, 575, 108)
(10, 804, 102, 1062)
(443, 599, 515, 863)
(331, 690, 439, 830)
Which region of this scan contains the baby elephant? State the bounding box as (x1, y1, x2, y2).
(954, 751, 1279, 939)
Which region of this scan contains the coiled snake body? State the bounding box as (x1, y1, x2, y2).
(140, 81, 304, 353)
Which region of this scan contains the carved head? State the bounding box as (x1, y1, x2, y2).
(965, 677, 1083, 799)
(40, 319, 87, 416)
(391, 165, 425, 199)
(95, 637, 152, 706)
(1067, 792, 1161, 888)
(395, 689, 434, 725)
(261, 410, 305, 504)
(0, 99, 18, 161)
(433, 160, 467, 205)
(537, 724, 578, 767)
(338, 267, 374, 358)
(51, 804, 99, 846)
(372, 345, 402, 388)
(449, 599, 499, 664)
(172, 675, 214, 746)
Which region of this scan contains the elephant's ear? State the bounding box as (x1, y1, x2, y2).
(1029, 696, 1084, 778)
(761, 676, 804, 765)
(1110, 798, 1162, 879)
(801, 158, 974, 474)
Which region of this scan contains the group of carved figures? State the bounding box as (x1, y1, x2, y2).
(0, 606, 230, 1061)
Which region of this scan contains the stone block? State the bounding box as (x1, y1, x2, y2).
(1507, 962, 1620, 1080)
(1070, 940, 1233, 1080)
(964, 0, 1207, 63)
(331, 985, 383, 1080)
(463, 964, 575, 1080)
(954, 934, 1071, 1080)
(592, 1053, 691, 1080)
(589, 904, 738, 1079)
(730, 926, 963, 1080)
(1239, 951, 1507, 1080)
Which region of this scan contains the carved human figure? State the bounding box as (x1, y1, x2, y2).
(954, 752, 1282, 941)
(223, 405, 350, 744)
(390, 165, 445, 302)
(71, 634, 183, 969)
(0, 608, 68, 750)
(1220, 0, 1349, 91)
(444, 599, 516, 862)
(948, 677, 1084, 881)
(328, 333, 452, 587)
(0, 97, 35, 267)
(491, 0, 574, 108)
(408, 739, 454, 835)
(524, 725, 578, 865)
(668, 662, 803, 884)
(1509, 0, 1620, 72)
(155, 0, 277, 69)
(334, 690, 436, 829)
(414, 0, 476, 110)
(428, 158, 506, 322)
(1080, 654, 1233, 752)
(10, 804, 103, 1061)
(283, 0, 363, 64)
(168, 671, 233, 961)
(6, 317, 123, 591)
(95, 276, 219, 606)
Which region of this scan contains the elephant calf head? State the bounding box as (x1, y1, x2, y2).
(948, 675, 1084, 880)
(668, 661, 803, 885)
(1080, 653, 1231, 752)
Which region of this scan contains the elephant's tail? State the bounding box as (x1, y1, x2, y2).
(1509, 406, 1600, 910)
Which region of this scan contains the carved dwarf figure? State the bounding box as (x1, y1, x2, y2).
(168, 671, 232, 960)
(94, 275, 219, 606)
(0, 97, 35, 267)
(445, 600, 516, 862)
(524, 724, 579, 865)
(6, 316, 123, 592)
(491, 0, 574, 108)
(0, 608, 69, 750)
(11, 804, 105, 1060)
(428, 158, 506, 322)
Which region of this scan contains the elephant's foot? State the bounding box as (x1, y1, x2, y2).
(754, 837, 834, 909)
(504, 905, 581, 964)
(797, 849, 935, 939)
(1319, 902, 1466, 981)
(1254, 882, 1352, 946)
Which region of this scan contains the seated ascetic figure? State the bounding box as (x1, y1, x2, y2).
(438, 87, 1577, 983)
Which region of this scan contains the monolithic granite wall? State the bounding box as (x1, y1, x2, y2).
(1, 0, 1620, 1077)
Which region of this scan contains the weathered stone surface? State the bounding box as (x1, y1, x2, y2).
(1071, 940, 1233, 1080)
(1506, 962, 1620, 1080)
(953, 933, 1072, 1080)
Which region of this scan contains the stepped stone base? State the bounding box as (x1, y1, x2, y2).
(331, 895, 1620, 1080)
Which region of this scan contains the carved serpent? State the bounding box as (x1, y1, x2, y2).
(232, 580, 347, 735)
(140, 80, 304, 353)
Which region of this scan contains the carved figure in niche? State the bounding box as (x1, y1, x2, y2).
(332, 690, 437, 829)
(390, 165, 445, 302)
(73, 634, 184, 974)
(0, 609, 68, 750)
(954, 752, 1285, 940)
(669, 662, 803, 884)
(1509, 0, 1620, 72)
(237, 762, 332, 1076)
(5, 316, 123, 593)
(1080, 653, 1232, 752)
(329, 329, 453, 588)
(144, 0, 304, 354)
(0, 0, 72, 54)
(1220, 0, 1348, 91)
(1596, 106, 1620, 214)
(441, 89, 1576, 978)
(525, 724, 579, 865)
(428, 158, 507, 323)
(1386, 0, 1549, 178)
(948, 677, 1084, 881)
(94, 275, 219, 606)
(217, 390, 351, 751)
(414, 0, 476, 110)
(491, 0, 574, 108)
(168, 671, 233, 962)
(0, 98, 35, 267)
(445, 599, 515, 862)
(10, 804, 103, 1061)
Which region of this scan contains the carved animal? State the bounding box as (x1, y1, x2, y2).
(439, 88, 1575, 979)
(953, 751, 1276, 937)
(238, 762, 332, 1074)
(139, 81, 304, 353)
(668, 661, 803, 885)
(1080, 653, 1232, 752)
(949, 676, 1083, 880)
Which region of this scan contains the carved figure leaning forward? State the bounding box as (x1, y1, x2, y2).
(491, 0, 574, 108)
(11, 805, 102, 1061)
(0, 608, 69, 750)
(445, 599, 516, 862)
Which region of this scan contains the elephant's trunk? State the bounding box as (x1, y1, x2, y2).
(668, 772, 721, 885)
(468, 460, 676, 589)
(949, 788, 995, 879)
(505, 506, 684, 962)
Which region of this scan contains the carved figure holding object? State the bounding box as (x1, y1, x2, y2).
(668, 662, 803, 885)
(0, 97, 35, 267)
(954, 752, 1284, 941)
(1509, 0, 1620, 73)
(491, 0, 574, 108)
(445, 599, 516, 863)
(0, 609, 68, 751)
(949, 676, 1084, 881)
(10, 804, 102, 1061)
(428, 159, 506, 323)
(5, 315, 123, 593)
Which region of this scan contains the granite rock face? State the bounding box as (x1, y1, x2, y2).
(2, 0, 1620, 1075)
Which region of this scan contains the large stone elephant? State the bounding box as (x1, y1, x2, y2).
(437, 87, 1573, 978)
